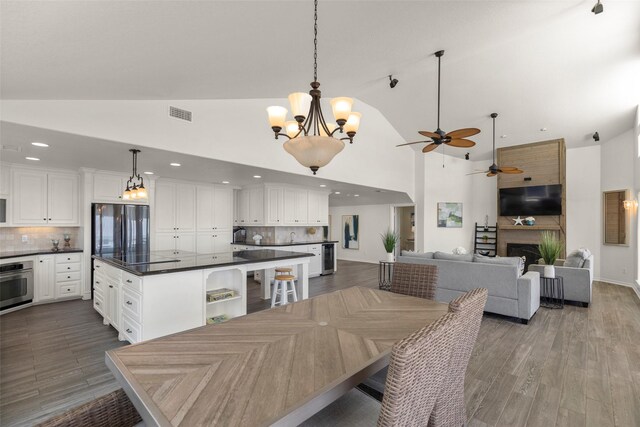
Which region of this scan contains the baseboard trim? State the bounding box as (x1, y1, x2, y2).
(599, 278, 640, 300)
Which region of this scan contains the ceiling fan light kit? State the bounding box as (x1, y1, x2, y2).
(397, 49, 480, 153)
(266, 0, 361, 175)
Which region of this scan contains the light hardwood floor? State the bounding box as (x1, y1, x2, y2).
(1, 261, 639, 426)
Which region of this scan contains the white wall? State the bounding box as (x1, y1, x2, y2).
(415, 153, 476, 253)
(470, 160, 498, 228)
(329, 204, 391, 264)
(600, 129, 636, 285)
(566, 145, 601, 279)
(0, 99, 414, 198)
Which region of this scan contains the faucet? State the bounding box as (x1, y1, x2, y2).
(290, 232, 296, 243)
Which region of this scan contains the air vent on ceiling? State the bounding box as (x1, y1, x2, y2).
(169, 106, 192, 122)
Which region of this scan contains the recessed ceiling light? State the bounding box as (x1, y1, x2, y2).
(334, 191, 341, 195)
(319, 184, 327, 188)
(253, 175, 262, 179)
(143, 171, 154, 175)
(170, 162, 181, 167)
(31, 142, 49, 147)
(354, 194, 360, 197)
(222, 181, 230, 184)
(25, 157, 40, 161)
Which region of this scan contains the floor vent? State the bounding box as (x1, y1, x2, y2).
(169, 106, 192, 122)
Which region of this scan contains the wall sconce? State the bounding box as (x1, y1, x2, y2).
(623, 199, 638, 210)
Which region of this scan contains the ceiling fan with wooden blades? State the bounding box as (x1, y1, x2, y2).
(467, 113, 524, 177)
(397, 50, 480, 154)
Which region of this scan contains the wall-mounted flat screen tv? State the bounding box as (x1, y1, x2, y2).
(499, 184, 562, 216)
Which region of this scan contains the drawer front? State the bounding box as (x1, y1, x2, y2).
(57, 262, 81, 273)
(93, 274, 106, 292)
(93, 292, 105, 315)
(57, 282, 80, 297)
(122, 288, 142, 323)
(121, 314, 141, 344)
(57, 271, 81, 283)
(56, 253, 81, 264)
(121, 271, 142, 293)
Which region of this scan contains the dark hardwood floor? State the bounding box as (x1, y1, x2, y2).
(1, 261, 638, 426)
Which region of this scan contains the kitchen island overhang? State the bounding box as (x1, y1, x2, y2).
(92, 249, 312, 343)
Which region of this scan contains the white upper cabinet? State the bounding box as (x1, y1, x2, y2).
(92, 172, 148, 204)
(248, 187, 264, 224)
(196, 185, 233, 231)
(238, 189, 250, 225)
(12, 169, 79, 226)
(47, 173, 79, 225)
(283, 188, 308, 225)
(307, 191, 329, 225)
(175, 184, 196, 232)
(213, 187, 233, 230)
(0, 166, 10, 196)
(265, 186, 283, 225)
(155, 182, 177, 232)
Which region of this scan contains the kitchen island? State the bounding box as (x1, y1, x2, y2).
(92, 249, 311, 344)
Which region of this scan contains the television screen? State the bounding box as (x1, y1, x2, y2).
(499, 185, 562, 216)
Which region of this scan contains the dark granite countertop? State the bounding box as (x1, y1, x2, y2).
(93, 249, 313, 276)
(1, 248, 83, 260)
(236, 240, 338, 247)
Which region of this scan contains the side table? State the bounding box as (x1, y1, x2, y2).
(379, 261, 394, 291)
(540, 276, 564, 309)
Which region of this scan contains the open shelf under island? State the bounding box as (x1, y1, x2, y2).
(92, 249, 312, 344)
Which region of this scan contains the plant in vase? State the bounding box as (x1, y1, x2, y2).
(380, 230, 400, 262)
(538, 231, 563, 278)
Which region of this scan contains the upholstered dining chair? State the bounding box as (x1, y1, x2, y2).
(428, 288, 488, 427)
(36, 389, 142, 427)
(390, 263, 439, 300)
(301, 311, 458, 426)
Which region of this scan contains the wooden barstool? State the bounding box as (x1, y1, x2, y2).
(271, 274, 298, 307)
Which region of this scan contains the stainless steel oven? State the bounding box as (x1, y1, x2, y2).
(1, 260, 34, 311)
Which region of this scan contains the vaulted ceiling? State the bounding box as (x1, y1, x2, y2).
(2, 0, 639, 160)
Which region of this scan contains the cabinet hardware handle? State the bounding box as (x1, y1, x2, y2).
(126, 279, 132, 283)
(67, 276, 71, 279)
(96, 302, 100, 306)
(49, 218, 51, 221)
(126, 301, 132, 305)
(126, 328, 132, 333)
(40, 260, 43, 263)
(67, 267, 71, 270)
(109, 285, 113, 288)
(96, 265, 100, 268)
(67, 258, 71, 260)
(96, 281, 100, 284)
(43, 218, 46, 221)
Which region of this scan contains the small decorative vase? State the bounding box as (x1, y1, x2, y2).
(543, 264, 555, 278)
(51, 239, 60, 252)
(386, 252, 395, 263)
(63, 234, 71, 248)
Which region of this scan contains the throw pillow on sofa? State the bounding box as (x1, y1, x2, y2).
(564, 248, 592, 268)
(434, 251, 474, 262)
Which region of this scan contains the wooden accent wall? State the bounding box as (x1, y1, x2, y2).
(496, 139, 566, 257)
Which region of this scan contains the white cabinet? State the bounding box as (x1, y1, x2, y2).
(54, 253, 82, 298)
(155, 181, 196, 233)
(196, 185, 233, 231)
(176, 184, 196, 232)
(0, 166, 10, 196)
(238, 187, 264, 225)
(47, 173, 79, 225)
(35, 255, 55, 302)
(196, 231, 232, 253)
(175, 232, 196, 252)
(106, 278, 120, 330)
(307, 191, 329, 225)
(12, 170, 48, 225)
(265, 186, 284, 225)
(284, 188, 308, 225)
(93, 174, 125, 202)
(156, 232, 195, 253)
(11, 170, 79, 226)
(307, 244, 323, 276)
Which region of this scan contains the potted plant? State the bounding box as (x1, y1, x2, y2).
(538, 231, 563, 278)
(381, 230, 400, 262)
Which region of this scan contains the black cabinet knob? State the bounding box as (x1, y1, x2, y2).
(126, 328, 132, 333)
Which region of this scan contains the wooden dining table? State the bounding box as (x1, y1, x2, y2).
(105, 286, 449, 427)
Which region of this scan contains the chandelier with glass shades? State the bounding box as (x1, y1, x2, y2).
(122, 149, 148, 201)
(266, 0, 361, 175)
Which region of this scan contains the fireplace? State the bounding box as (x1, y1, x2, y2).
(507, 243, 541, 271)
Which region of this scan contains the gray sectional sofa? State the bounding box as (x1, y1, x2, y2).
(398, 251, 540, 323)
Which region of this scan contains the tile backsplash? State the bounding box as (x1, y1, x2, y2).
(243, 226, 327, 244)
(0, 227, 81, 252)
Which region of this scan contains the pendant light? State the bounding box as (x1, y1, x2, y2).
(266, 0, 361, 175)
(122, 149, 147, 200)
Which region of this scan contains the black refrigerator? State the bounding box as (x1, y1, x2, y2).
(92, 203, 150, 259)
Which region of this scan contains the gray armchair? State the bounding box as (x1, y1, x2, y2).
(529, 256, 593, 306)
